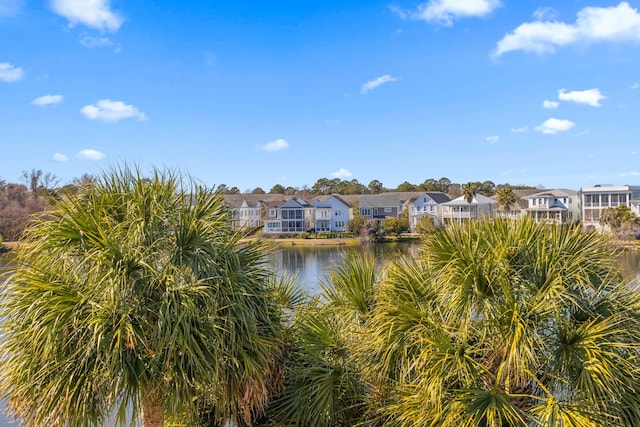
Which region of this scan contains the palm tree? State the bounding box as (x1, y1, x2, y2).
(268, 252, 378, 426)
(461, 182, 478, 222)
(495, 187, 517, 217)
(363, 217, 640, 426)
(0, 166, 284, 427)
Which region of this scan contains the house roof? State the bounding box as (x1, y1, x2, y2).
(313, 194, 352, 208)
(528, 189, 578, 198)
(358, 192, 429, 208)
(443, 193, 497, 206)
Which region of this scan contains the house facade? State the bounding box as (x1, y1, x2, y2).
(406, 192, 451, 230)
(527, 189, 580, 224)
(440, 193, 497, 224)
(358, 193, 406, 222)
(581, 185, 640, 228)
(274, 198, 314, 233)
(311, 195, 352, 232)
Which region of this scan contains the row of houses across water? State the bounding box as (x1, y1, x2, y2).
(223, 185, 640, 234)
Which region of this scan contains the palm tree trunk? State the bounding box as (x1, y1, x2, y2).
(142, 388, 164, 427)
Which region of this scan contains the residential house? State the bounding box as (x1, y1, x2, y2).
(231, 200, 264, 229)
(358, 192, 426, 223)
(264, 197, 315, 234)
(440, 193, 497, 224)
(405, 192, 451, 230)
(527, 189, 580, 224)
(311, 195, 352, 232)
(493, 189, 539, 220)
(581, 185, 640, 228)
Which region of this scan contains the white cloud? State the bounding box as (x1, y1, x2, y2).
(76, 149, 106, 160)
(631, 82, 640, 90)
(361, 75, 399, 94)
(32, 94, 63, 106)
(543, 100, 559, 109)
(558, 88, 605, 107)
(494, 2, 640, 57)
(485, 135, 499, 143)
(535, 118, 575, 134)
(80, 99, 147, 122)
(0, 62, 24, 82)
(51, 0, 123, 32)
(260, 138, 289, 152)
(511, 126, 528, 133)
(394, 0, 501, 26)
(533, 7, 557, 21)
(53, 153, 68, 162)
(80, 34, 112, 47)
(330, 168, 352, 179)
(0, 0, 24, 16)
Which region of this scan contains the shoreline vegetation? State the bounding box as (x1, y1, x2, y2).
(1, 233, 638, 252)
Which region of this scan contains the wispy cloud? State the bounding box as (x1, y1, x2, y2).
(558, 88, 605, 107)
(32, 94, 63, 106)
(631, 82, 640, 90)
(533, 7, 557, 21)
(543, 100, 559, 109)
(494, 2, 640, 57)
(53, 153, 68, 162)
(361, 75, 399, 94)
(392, 0, 501, 26)
(0, 0, 24, 17)
(76, 149, 106, 160)
(0, 62, 24, 82)
(511, 126, 528, 133)
(80, 99, 147, 122)
(535, 118, 575, 134)
(79, 34, 120, 52)
(260, 138, 289, 152)
(485, 135, 499, 143)
(51, 0, 124, 32)
(330, 168, 352, 179)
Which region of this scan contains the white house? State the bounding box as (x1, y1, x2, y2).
(440, 193, 497, 224)
(406, 192, 450, 230)
(311, 195, 352, 232)
(527, 189, 580, 224)
(581, 185, 640, 228)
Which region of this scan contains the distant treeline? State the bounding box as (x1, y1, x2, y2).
(223, 177, 540, 198)
(0, 169, 540, 240)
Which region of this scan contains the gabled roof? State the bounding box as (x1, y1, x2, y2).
(424, 192, 451, 204)
(281, 197, 311, 209)
(528, 189, 577, 198)
(314, 194, 352, 208)
(443, 193, 497, 206)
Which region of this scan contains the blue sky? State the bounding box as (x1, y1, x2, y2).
(2, 0, 640, 191)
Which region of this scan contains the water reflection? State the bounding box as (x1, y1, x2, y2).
(269, 242, 420, 293)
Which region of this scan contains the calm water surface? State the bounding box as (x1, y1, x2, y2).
(0, 243, 639, 426)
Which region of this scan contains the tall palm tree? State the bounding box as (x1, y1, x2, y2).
(363, 217, 640, 426)
(461, 182, 478, 222)
(495, 187, 517, 217)
(0, 166, 284, 427)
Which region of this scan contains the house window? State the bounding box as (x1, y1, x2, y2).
(384, 207, 392, 213)
(360, 208, 372, 216)
(374, 208, 379, 215)
(269, 208, 276, 217)
(532, 199, 536, 206)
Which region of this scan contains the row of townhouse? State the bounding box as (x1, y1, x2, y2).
(223, 185, 640, 234)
